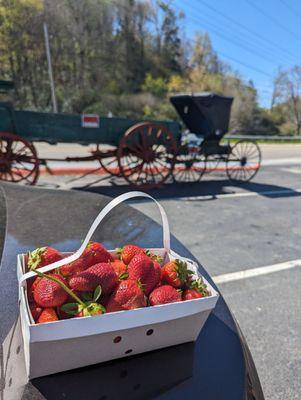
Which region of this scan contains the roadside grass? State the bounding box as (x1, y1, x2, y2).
(223, 138, 301, 144)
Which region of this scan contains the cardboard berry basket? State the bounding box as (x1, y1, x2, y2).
(17, 191, 219, 379)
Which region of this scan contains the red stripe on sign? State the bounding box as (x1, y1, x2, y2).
(83, 116, 98, 123)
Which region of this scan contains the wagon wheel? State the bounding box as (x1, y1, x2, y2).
(117, 122, 177, 188)
(226, 139, 261, 182)
(0, 132, 39, 185)
(173, 145, 206, 183)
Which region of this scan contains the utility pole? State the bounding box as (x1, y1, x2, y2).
(43, 22, 57, 113)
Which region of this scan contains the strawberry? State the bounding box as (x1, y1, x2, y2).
(27, 276, 41, 302)
(183, 278, 211, 300)
(106, 279, 146, 312)
(60, 242, 113, 277)
(34, 273, 69, 307)
(29, 303, 43, 322)
(75, 303, 104, 318)
(117, 244, 145, 265)
(161, 259, 193, 288)
(182, 289, 203, 301)
(28, 247, 63, 270)
(110, 259, 127, 278)
(37, 308, 59, 323)
(149, 285, 182, 306)
(69, 263, 118, 295)
(127, 254, 160, 295)
(153, 261, 162, 281)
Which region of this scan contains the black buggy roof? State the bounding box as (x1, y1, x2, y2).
(170, 92, 233, 137)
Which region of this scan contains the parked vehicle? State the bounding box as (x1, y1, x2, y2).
(0, 81, 261, 187)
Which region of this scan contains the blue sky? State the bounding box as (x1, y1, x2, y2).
(173, 0, 301, 107)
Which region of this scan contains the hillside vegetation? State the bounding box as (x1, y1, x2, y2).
(0, 0, 300, 135)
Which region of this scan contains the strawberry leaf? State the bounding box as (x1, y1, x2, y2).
(93, 285, 102, 302)
(119, 272, 129, 280)
(82, 292, 93, 302)
(61, 303, 81, 315)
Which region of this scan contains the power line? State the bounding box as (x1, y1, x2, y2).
(181, 1, 292, 66)
(176, 4, 279, 70)
(195, 0, 300, 63)
(278, 0, 301, 19)
(245, 0, 301, 42)
(217, 51, 274, 78)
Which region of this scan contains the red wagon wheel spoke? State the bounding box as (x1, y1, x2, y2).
(0, 132, 39, 185)
(117, 122, 177, 188)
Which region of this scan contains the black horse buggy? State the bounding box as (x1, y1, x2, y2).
(171, 92, 261, 183)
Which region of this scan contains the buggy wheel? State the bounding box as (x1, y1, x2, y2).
(173, 146, 206, 182)
(117, 122, 177, 188)
(0, 132, 39, 185)
(226, 139, 261, 182)
(205, 155, 221, 172)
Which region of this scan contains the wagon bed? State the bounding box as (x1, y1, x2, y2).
(0, 107, 180, 146)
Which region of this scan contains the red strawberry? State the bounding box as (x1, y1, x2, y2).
(60, 242, 113, 277)
(69, 263, 118, 295)
(34, 273, 69, 307)
(110, 259, 127, 278)
(28, 247, 63, 270)
(153, 261, 162, 281)
(27, 276, 41, 302)
(183, 278, 211, 300)
(29, 303, 43, 322)
(161, 259, 192, 288)
(128, 254, 160, 296)
(37, 308, 59, 323)
(117, 244, 145, 265)
(75, 304, 104, 318)
(106, 279, 146, 312)
(182, 289, 203, 301)
(149, 285, 182, 306)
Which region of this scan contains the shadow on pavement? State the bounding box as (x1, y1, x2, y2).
(75, 179, 301, 201)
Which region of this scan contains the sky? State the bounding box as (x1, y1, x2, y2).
(173, 0, 301, 108)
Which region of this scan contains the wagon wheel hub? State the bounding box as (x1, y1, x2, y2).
(142, 149, 156, 163)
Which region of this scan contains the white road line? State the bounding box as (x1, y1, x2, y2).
(282, 167, 301, 174)
(212, 259, 301, 284)
(262, 157, 301, 166)
(180, 188, 301, 201)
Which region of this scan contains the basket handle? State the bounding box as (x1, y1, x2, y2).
(19, 191, 170, 284)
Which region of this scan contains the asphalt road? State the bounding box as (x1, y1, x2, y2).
(8, 144, 301, 399)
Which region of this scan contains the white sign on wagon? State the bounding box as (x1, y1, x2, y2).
(81, 114, 100, 128)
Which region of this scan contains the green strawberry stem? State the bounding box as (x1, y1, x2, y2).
(35, 270, 86, 307)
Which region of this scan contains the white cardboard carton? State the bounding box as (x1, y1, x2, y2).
(18, 191, 219, 379)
